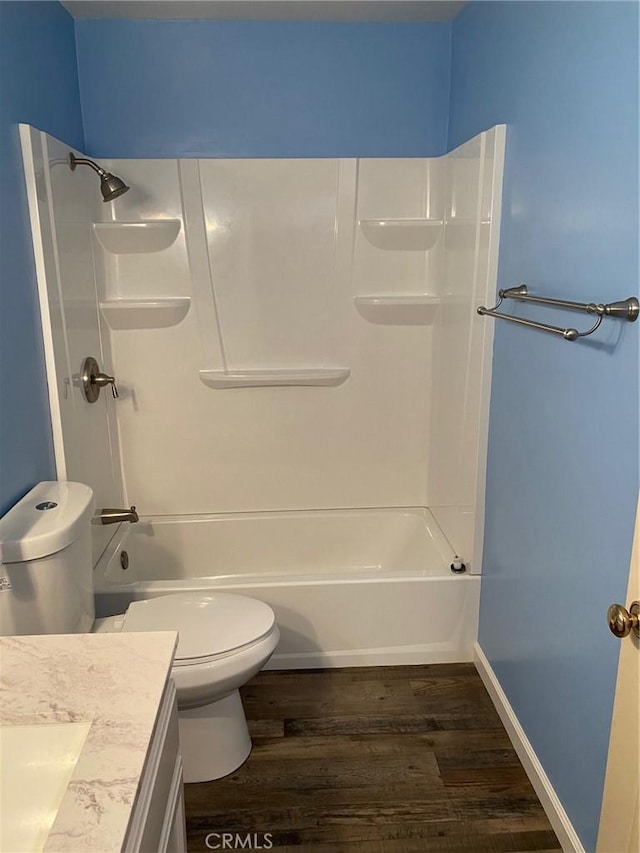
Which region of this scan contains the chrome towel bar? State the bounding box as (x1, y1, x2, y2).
(478, 285, 639, 341)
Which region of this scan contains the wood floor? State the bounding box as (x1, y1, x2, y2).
(184, 664, 562, 852)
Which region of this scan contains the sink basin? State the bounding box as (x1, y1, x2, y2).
(0, 721, 91, 852)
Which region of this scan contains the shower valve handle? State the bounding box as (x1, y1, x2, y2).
(93, 371, 119, 398)
(81, 356, 119, 403)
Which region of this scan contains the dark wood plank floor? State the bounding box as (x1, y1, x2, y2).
(184, 664, 562, 852)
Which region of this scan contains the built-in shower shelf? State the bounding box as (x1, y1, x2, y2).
(359, 218, 443, 251)
(199, 368, 350, 389)
(100, 298, 191, 330)
(93, 220, 181, 254)
(354, 294, 440, 325)
(446, 219, 491, 226)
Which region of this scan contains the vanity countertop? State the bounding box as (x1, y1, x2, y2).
(0, 631, 178, 853)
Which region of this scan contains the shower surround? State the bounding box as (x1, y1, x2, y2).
(20, 124, 505, 667)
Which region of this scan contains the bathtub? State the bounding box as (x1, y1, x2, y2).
(94, 507, 480, 669)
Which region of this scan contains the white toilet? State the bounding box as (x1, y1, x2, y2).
(0, 481, 280, 783)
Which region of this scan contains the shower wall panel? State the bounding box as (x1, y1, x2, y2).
(19, 126, 125, 564)
(198, 159, 343, 367)
(429, 128, 504, 567)
(97, 157, 435, 516)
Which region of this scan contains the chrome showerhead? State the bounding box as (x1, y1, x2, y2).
(68, 152, 130, 202)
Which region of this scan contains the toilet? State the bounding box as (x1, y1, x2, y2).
(0, 481, 280, 783)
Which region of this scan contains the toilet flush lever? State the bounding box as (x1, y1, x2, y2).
(81, 356, 119, 403)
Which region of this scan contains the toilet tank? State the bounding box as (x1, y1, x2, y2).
(0, 482, 95, 635)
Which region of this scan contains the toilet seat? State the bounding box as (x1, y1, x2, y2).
(122, 592, 276, 666)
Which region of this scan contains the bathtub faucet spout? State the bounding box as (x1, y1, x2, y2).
(98, 506, 139, 525)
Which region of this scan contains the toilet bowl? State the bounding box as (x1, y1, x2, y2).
(97, 593, 280, 782)
(0, 481, 280, 783)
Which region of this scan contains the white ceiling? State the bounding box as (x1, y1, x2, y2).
(61, 1, 467, 22)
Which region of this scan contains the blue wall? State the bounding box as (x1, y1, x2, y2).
(75, 19, 451, 158)
(0, 1, 84, 515)
(449, 3, 639, 850)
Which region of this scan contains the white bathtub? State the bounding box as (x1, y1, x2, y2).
(94, 507, 480, 669)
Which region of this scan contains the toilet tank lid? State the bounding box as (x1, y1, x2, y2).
(0, 482, 95, 563)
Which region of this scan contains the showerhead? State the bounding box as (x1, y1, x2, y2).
(99, 173, 129, 202)
(68, 152, 130, 202)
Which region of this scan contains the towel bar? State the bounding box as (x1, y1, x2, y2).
(478, 285, 638, 341)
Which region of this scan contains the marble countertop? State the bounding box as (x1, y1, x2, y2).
(0, 632, 177, 853)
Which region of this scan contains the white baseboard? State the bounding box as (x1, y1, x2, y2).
(474, 643, 585, 853)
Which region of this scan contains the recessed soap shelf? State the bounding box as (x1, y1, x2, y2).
(354, 295, 441, 325)
(199, 368, 350, 389)
(359, 218, 443, 251)
(93, 220, 181, 254)
(100, 298, 190, 330)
